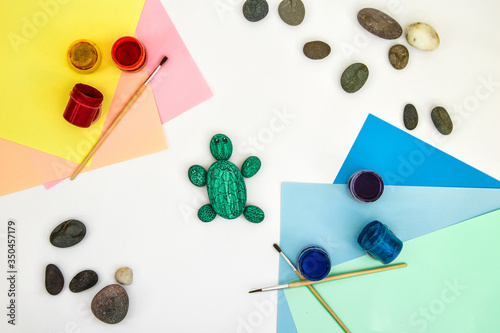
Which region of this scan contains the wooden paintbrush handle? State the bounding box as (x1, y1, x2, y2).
(306, 285, 350, 333)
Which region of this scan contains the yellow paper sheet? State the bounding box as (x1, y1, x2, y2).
(0, 0, 146, 163)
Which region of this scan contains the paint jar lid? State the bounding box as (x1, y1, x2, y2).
(111, 36, 147, 72)
(67, 40, 101, 74)
(348, 170, 384, 203)
(296, 245, 331, 281)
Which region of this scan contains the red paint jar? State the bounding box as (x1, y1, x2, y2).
(111, 36, 147, 72)
(63, 83, 104, 128)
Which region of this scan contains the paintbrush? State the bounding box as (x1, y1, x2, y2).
(70, 56, 168, 180)
(272, 244, 350, 333)
(250, 262, 407, 293)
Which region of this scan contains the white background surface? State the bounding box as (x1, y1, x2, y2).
(1, 0, 500, 332)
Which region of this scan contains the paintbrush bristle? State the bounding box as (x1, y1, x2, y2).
(249, 289, 262, 294)
(273, 243, 282, 253)
(160, 56, 168, 66)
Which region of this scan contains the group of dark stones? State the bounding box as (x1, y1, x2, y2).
(46, 219, 131, 324)
(242, 1, 453, 136)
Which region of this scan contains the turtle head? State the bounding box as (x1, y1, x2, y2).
(210, 134, 232, 160)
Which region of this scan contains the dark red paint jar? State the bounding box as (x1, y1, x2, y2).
(63, 83, 104, 128)
(111, 36, 147, 72)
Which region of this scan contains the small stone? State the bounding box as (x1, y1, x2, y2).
(357, 8, 403, 40)
(45, 264, 64, 295)
(50, 219, 86, 248)
(406, 22, 440, 51)
(303, 41, 331, 60)
(91, 284, 129, 324)
(242, 0, 269, 22)
(431, 106, 453, 135)
(278, 0, 305, 26)
(70, 270, 98, 293)
(389, 44, 409, 70)
(403, 104, 418, 130)
(341, 63, 369, 93)
(115, 267, 133, 285)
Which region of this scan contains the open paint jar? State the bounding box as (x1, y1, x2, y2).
(111, 36, 147, 72)
(63, 83, 103, 128)
(67, 40, 102, 74)
(357, 220, 403, 264)
(296, 245, 331, 281)
(348, 170, 384, 203)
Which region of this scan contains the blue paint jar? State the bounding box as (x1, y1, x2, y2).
(348, 170, 384, 203)
(357, 221, 403, 264)
(296, 245, 331, 281)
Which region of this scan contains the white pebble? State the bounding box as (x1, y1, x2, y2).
(115, 267, 133, 285)
(406, 22, 440, 51)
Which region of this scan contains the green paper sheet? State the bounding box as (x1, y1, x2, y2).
(284, 208, 500, 333)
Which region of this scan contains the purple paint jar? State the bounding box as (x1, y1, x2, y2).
(348, 170, 384, 203)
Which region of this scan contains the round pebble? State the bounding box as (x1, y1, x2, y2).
(242, 0, 269, 22)
(278, 0, 305, 26)
(357, 8, 402, 40)
(431, 106, 453, 135)
(303, 41, 331, 60)
(50, 219, 86, 248)
(45, 264, 64, 295)
(91, 284, 129, 324)
(340, 63, 369, 93)
(403, 104, 418, 130)
(115, 267, 133, 285)
(406, 22, 440, 51)
(70, 270, 98, 293)
(388, 44, 409, 70)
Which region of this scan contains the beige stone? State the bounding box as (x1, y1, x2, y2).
(406, 22, 440, 51)
(115, 267, 133, 285)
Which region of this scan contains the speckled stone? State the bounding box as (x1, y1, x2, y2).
(45, 264, 64, 295)
(115, 267, 133, 285)
(406, 22, 440, 51)
(278, 0, 305, 26)
(303, 41, 331, 60)
(403, 104, 418, 130)
(91, 284, 129, 324)
(340, 63, 369, 93)
(50, 219, 86, 248)
(389, 44, 409, 70)
(242, 0, 269, 22)
(70, 270, 98, 293)
(357, 8, 403, 40)
(431, 106, 453, 135)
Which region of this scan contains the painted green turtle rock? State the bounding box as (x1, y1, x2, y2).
(188, 134, 264, 223)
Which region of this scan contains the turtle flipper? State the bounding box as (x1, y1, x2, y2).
(241, 156, 261, 178)
(198, 204, 217, 222)
(189, 165, 207, 187)
(243, 205, 264, 223)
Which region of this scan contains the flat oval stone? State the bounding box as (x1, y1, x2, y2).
(431, 106, 453, 135)
(45, 264, 64, 295)
(70, 270, 98, 293)
(91, 284, 129, 324)
(341, 63, 369, 93)
(389, 44, 409, 70)
(115, 267, 133, 285)
(278, 0, 305, 26)
(357, 8, 402, 39)
(403, 104, 418, 130)
(303, 41, 331, 60)
(242, 0, 269, 22)
(406, 22, 440, 51)
(50, 219, 86, 248)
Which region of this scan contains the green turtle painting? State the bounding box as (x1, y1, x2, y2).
(188, 134, 265, 223)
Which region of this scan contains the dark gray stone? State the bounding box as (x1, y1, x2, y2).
(341, 63, 369, 93)
(357, 8, 402, 40)
(91, 284, 129, 324)
(403, 104, 418, 130)
(242, 0, 269, 22)
(303, 41, 331, 60)
(389, 44, 409, 70)
(431, 106, 453, 135)
(50, 219, 86, 248)
(45, 264, 64, 295)
(278, 0, 305, 26)
(70, 270, 98, 293)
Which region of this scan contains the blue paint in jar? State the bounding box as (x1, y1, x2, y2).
(296, 245, 331, 281)
(348, 170, 384, 203)
(357, 221, 403, 264)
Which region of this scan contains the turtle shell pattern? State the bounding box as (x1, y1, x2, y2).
(207, 159, 247, 219)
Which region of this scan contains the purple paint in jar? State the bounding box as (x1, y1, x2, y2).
(348, 170, 384, 203)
